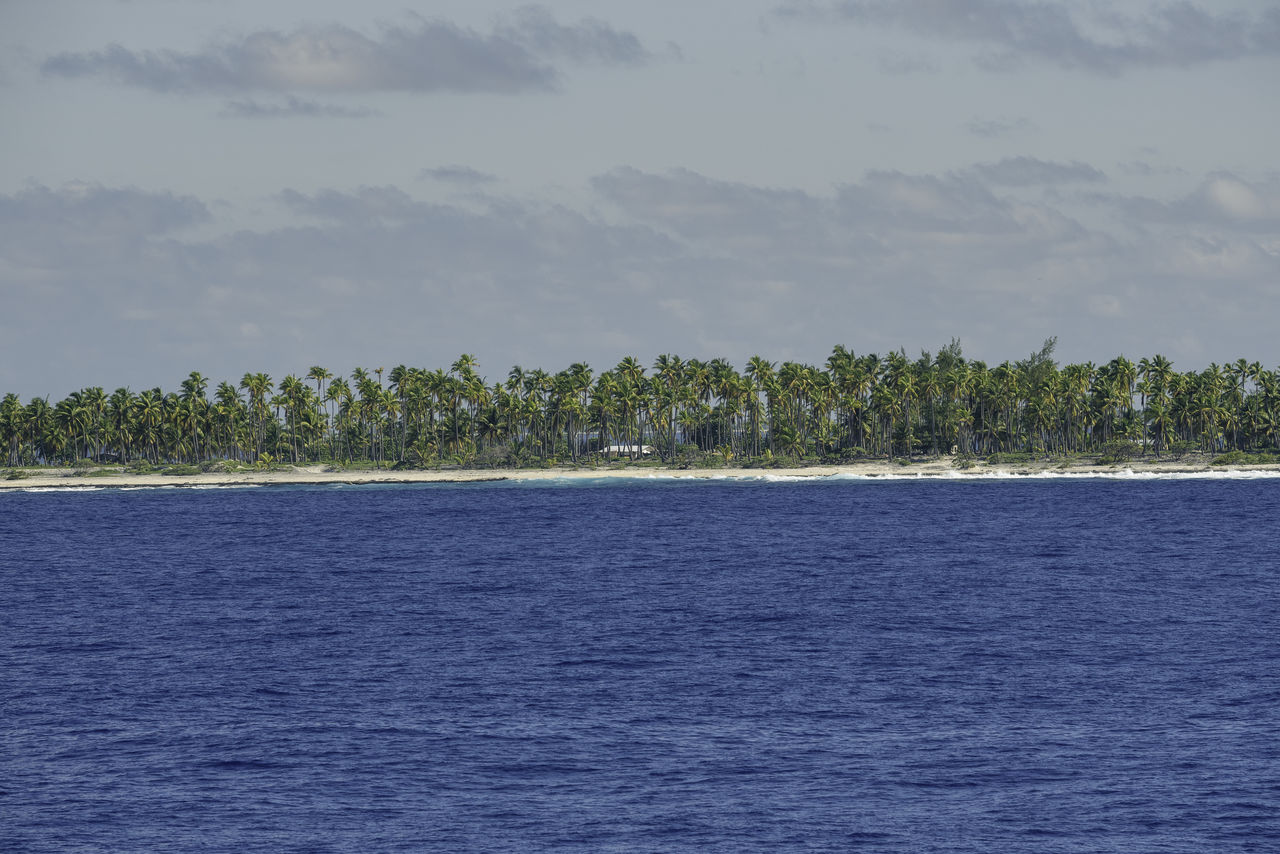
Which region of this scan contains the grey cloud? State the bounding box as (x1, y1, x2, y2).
(586, 166, 1277, 358)
(0, 183, 209, 269)
(968, 157, 1107, 186)
(1117, 160, 1187, 177)
(779, 1, 1280, 73)
(591, 167, 835, 249)
(0, 183, 208, 233)
(221, 96, 380, 118)
(420, 165, 498, 185)
(496, 6, 649, 65)
(278, 186, 432, 223)
(966, 116, 1034, 137)
(591, 166, 1095, 291)
(0, 184, 213, 394)
(837, 170, 1035, 235)
(1098, 173, 1280, 230)
(40, 8, 651, 95)
(877, 52, 939, 74)
(3, 170, 1278, 400)
(0, 179, 681, 397)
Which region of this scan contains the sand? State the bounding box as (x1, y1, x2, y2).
(4, 456, 1279, 490)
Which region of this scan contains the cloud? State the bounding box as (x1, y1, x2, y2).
(277, 185, 442, 224)
(965, 116, 1034, 137)
(968, 157, 1107, 186)
(591, 167, 836, 251)
(877, 52, 940, 74)
(1097, 173, 1280, 231)
(3, 167, 1278, 399)
(1116, 160, 1187, 177)
(778, 1, 1280, 73)
(0, 182, 209, 267)
(495, 6, 649, 65)
(40, 7, 651, 95)
(220, 96, 380, 118)
(420, 165, 498, 185)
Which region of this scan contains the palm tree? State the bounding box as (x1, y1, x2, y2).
(613, 357, 647, 456)
(1, 393, 25, 466)
(883, 352, 916, 457)
(10, 347, 1280, 471)
(326, 378, 354, 462)
(591, 372, 620, 459)
(377, 387, 400, 465)
(653, 354, 685, 460)
(325, 378, 351, 461)
(307, 366, 333, 451)
(212, 382, 244, 461)
(132, 389, 163, 463)
(54, 391, 91, 461)
(106, 388, 135, 463)
(278, 374, 306, 462)
(239, 372, 273, 461)
(178, 372, 208, 463)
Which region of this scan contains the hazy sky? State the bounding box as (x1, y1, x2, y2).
(3, 0, 1278, 397)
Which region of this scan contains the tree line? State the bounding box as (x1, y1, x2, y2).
(3, 340, 1279, 468)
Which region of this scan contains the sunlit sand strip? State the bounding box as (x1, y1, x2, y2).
(4, 458, 1280, 492)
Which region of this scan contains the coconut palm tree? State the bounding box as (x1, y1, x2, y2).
(239, 373, 273, 461)
(653, 354, 685, 460)
(132, 389, 163, 463)
(1, 393, 25, 466)
(178, 372, 208, 463)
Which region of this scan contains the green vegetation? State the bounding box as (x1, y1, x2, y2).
(1211, 450, 1279, 466)
(985, 452, 1038, 465)
(2, 340, 1278, 470)
(74, 467, 123, 478)
(1096, 440, 1138, 465)
(161, 464, 202, 476)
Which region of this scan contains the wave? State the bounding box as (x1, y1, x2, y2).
(8, 467, 1279, 496)
(509, 468, 1280, 487)
(9, 483, 266, 494)
(12, 485, 117, 493)
(829, 468, 1280, 482)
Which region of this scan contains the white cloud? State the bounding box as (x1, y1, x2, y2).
(1202, 176, 1269, 221)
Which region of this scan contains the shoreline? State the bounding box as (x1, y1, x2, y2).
(4, 457, 1280, 490)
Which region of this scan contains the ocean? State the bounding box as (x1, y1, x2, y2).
(3, 476, 1278, 852)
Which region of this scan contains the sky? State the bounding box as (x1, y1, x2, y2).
(2, 0, 1278, 398)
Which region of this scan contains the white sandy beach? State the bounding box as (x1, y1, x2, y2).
(4, 457, 1280, 490)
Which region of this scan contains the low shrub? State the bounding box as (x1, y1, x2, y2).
(162, 464, 201, 476)
(1211, 450, 1276, 466)
(986, 452, 1035, 465)
(199, 460, 248, 473)
(1096, 440, 1136, 465)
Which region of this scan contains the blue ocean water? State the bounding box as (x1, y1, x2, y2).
(2, 477, 1278, 853)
